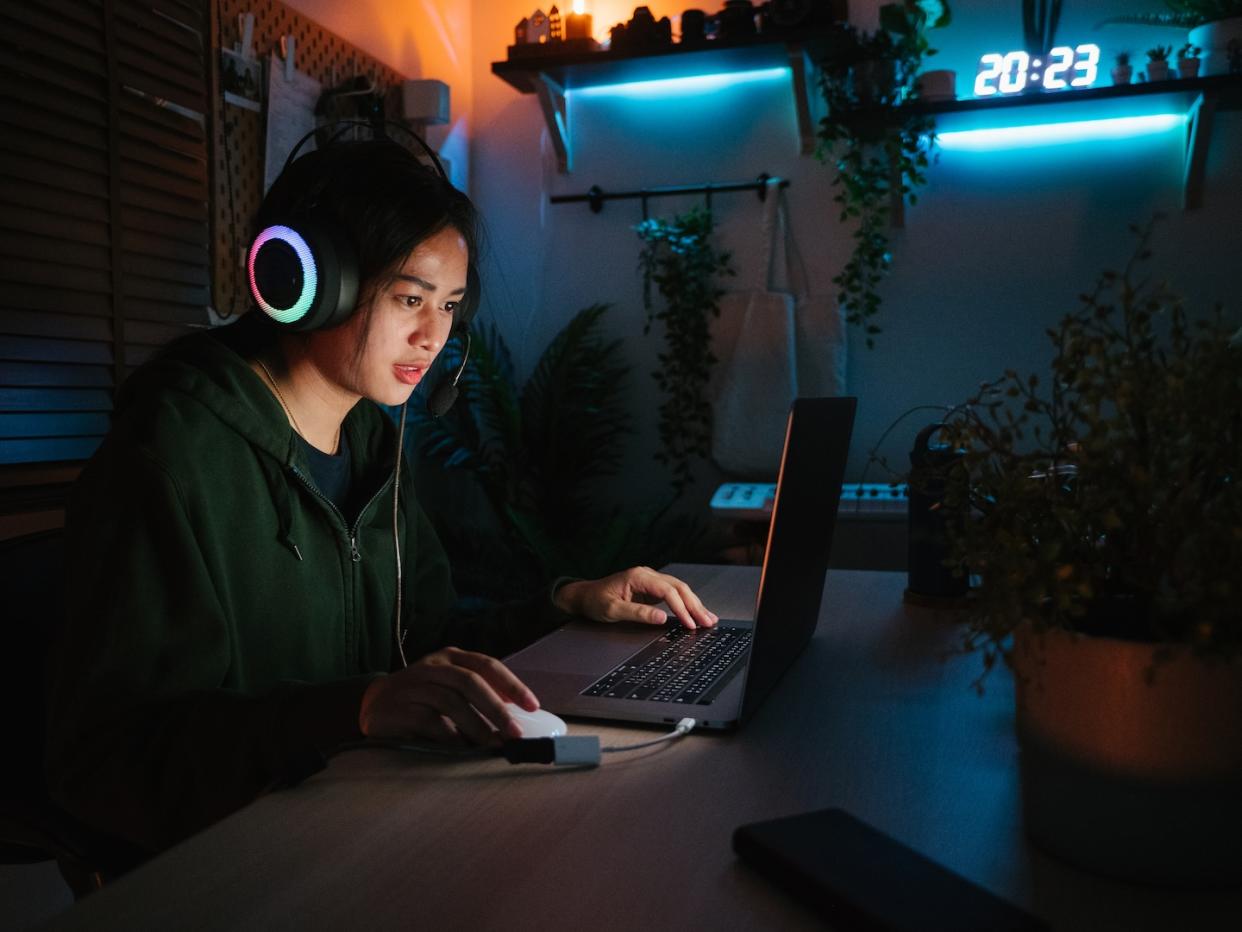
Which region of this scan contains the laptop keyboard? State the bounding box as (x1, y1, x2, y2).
(580, 625, 752, 706)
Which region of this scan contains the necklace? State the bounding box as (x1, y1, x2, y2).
(255, 357, 340, 455)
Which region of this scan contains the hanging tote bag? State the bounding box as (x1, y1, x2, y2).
(709, 182, 847, 477)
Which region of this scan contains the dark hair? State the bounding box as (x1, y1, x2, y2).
(254, 137, 482, 336)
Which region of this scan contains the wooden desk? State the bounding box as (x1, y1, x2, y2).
(49, 568, 1240, 931)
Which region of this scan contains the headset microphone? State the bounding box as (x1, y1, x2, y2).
(426, 329, 472, 417)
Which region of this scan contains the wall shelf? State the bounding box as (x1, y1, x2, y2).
(491, 32, 833, 172)
(910, 72, 1242, 210)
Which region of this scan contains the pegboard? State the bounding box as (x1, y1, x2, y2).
(209, 0, 408, 319)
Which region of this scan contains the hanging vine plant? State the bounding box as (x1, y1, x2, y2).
(816, 1, 950, 348)
(635, 206, 736, 495)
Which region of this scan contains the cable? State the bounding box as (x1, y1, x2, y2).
(602, 717, 697, 753)
(332, 719, 699, 771)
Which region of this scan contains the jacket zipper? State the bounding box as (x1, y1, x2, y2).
(287, 464, 394, 563)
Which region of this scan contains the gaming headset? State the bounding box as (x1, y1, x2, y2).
(246, 120, 473, 416)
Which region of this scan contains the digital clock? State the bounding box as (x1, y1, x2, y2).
(974, 44, 1101, 97)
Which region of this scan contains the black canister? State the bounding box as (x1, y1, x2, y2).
(681, 9, 707, 45)
(717, 0, 757, 40)
(906, 423, 968, 598)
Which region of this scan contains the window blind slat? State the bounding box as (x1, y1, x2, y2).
(119, 205, 208, 247)
(3, 362, 112, 388)
(0, 335, 113, 365)
(0, 211, 110, 249)
(0, 388, 113, 413)
(0, 309, 111, 342)
(0, 437, 103, 465)
(119, 157, 208, 203)
(0, 412, 112, 439)
(121, 250, 210, 288)
(0, 181, 109, 226)
(0, 231, 110, 274)
(0, 260, 112, 296)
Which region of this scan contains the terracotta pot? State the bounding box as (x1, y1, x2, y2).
(1111, 64, 1132, 85)
(1012, 624, 1242, 886)
(1145, 60, 1170, 82)
(1178, 58, 1202, 78)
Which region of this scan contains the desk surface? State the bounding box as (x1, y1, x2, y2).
(51, 567, 1240, 931)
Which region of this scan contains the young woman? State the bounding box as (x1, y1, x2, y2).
(45, 136, 715, 867)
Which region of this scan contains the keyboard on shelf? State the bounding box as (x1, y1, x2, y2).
(580, 625, 752, 706)
(711, 482, 908, 521)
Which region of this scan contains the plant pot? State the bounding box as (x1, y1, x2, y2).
(1145, 60, 1170, 82)
(1178, 58, 1201, 78)
(1190, 16, 1242, 75)
(1012, 624, 1242, 886)
(1111, 64, 1132, 85)
(915, 68, 955, 100)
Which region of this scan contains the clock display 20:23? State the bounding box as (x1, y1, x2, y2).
(975, 44, 1101, 97)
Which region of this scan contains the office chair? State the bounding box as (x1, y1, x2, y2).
(0, 526, 144, 898)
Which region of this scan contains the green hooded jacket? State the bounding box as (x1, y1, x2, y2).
(45, 313, 571, 857)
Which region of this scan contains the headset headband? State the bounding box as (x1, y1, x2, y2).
(281, 119, 449, 184)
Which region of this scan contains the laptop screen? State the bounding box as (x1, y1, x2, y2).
(739, 396, 857, 724)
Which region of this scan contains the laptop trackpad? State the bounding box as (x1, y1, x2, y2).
(505, 620, 660, 674)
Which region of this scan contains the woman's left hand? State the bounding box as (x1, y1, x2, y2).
(554, 567, 719, 629)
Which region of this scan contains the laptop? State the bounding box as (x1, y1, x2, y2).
(505, 396, 857, 731)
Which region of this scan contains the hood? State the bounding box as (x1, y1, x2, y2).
(117, 312, 402, 482)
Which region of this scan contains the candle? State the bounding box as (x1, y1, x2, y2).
(565, 1, 592, 40)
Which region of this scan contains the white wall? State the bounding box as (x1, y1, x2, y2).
(465, 0, 1242, 518)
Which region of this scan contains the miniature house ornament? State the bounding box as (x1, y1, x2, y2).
(523, 8, 550, 44)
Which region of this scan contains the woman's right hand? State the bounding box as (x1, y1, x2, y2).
(358, 646, 539, 745)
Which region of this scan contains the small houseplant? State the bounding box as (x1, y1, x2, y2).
(815, 1, 950, 348)
(936, 221, 1242, 884)
(1111, 50, 1133, 84)
(1145, 43, 1173, 79)
(1177, 41, 1203, 74)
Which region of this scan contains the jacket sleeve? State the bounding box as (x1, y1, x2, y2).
(45, 448, 371, 856)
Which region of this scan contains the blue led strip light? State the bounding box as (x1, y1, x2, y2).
(570, 67, 789, 99)
(937, 114, 1185, 151)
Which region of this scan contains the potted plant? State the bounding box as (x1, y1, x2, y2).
(635, 207, 736, 495)
(1177, 41, 1203, 74)
(1111, 50, 1133, 84)
(936, 221, 1242, 885)
(816, 1, 951, 348)
(1145, 43, 1173, 79)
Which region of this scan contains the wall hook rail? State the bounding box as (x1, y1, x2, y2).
(551, 174, 789, 214)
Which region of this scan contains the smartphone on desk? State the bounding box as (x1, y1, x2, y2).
(733, 808, 1047, 932)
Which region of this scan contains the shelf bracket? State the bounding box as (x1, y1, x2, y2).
(534, 72, 571, 173)
(1183, 90, 1217, 210)
(787, 43, 818, 156)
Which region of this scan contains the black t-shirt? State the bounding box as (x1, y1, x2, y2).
(296, 430, 353, 519)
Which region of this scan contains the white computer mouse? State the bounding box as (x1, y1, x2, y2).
(504, 703, 567, 738)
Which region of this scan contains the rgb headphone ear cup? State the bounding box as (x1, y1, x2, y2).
(247, 220, 359, 331)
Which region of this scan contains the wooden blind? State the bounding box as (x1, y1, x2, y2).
(0, 0, 210, 466)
